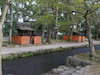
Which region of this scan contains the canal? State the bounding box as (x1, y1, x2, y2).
(2, 45, 100, 75)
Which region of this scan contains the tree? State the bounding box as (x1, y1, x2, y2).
(55, 6, 59, 41)
(9, 2, 13, 44)
(34, 0, 69, 41)
(36, 14, 55, 43)
(0, 0, 12, 74)
(72, 0, 100, 57)
(95, 14, 100, 40)
(68, 14, 76, 41)
(83, 0, 100, 57)
(59, 21, 70, 33)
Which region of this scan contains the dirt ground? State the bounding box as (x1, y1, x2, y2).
(75, 50, 100, 75)
(85, 65, 100, 75)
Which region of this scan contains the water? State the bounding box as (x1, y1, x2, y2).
(2, 45, 100, 75)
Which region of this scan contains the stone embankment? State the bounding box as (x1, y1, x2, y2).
(2, 41, 100, 59)
(43, 56, 91, 75)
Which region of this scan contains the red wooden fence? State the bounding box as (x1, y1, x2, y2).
(63, 35, 85, 42)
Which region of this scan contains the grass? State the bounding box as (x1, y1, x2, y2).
(74, 50, 100, 64)
(74, 51, 100, 75)
(51, 39, 67, 43)
(20, 53, 34, 58)
(3, 41, 19, 47)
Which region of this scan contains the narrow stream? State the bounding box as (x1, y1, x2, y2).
(2, 45, 100, 75)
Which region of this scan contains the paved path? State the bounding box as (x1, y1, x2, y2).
(2, 41, 100, 55)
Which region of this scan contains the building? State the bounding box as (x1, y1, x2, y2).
(12, 22, 41, 45)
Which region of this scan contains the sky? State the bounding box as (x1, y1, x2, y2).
(0, 1, 36, 23)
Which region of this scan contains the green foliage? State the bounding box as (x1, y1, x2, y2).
(59, 21, 70, 32)
(3, 20, 17, 37)
(36, 14, 55, 25)
(1, 0, 100, 38)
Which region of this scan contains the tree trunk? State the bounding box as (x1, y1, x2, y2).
(9, 4, 13, 44)
(16, 2, 18, 22)
(69, 13, 75, 42)
(69, 25, 74, 42)
(0, 26, 2, 75)
(41, 25, 46, 44)
(96, 16, 100, 40)
(96, 32, 98, 40)
(87, 19, 96, 57)
(46, 27, 51, 43)
(0, 0, 11, 75)
(22, 2, 26, 22)
(55, 6, 58, 41)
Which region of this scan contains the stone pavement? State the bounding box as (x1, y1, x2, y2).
(43, 65, 91, 75)
(1, 41, 100, 56)
(44, 65, 100, 75)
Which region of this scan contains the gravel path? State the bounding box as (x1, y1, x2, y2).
(2, 41, 100, 55)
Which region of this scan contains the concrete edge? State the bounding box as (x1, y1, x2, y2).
(2, 43, 100, 60)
